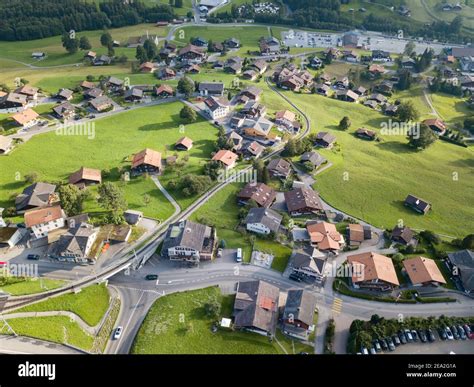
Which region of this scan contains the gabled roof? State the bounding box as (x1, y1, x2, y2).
(267, 158, 291, 176)
(300, 151, 325, 166)
(285, 187, 323, 214)
(347, 252, 399, 286)
(155, 84, 174, 95)
(212, 149, 238, 167)
(403, 256, 446, 285)
(0, 135, 13, 152)
(348, 223, 364, 242)
(69, 167, 102, 185)
(391, 225, 414, 244)
(244, 207, 282, 233)
(238, 182, 276, 207)
(15, 182, 57, 211)
(307, 221, 342, 251)
(11, 108, 39, 126)
(283, 289, 317, 326)
(447, 250, 474, 291)
(24, 205, 65, 228)
(15, 85, 38, 96)
(53, 101, 75, 117)
(163, 220, 212, 252)
(132, 148, 162, 169)
(175, 136, 193, 150)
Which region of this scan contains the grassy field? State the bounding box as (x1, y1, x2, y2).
(132, 286, 312, 354)
(0, 277, 65, 296)
(6, 316, 94, 351)
(0, 101, 220, 219)
(429, 92, 473, 125)
(287, 91, 474, 238)
(410, 0, 474, 32)
(12, 284, 110, 326)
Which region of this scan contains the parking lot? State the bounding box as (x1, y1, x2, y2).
(389, 338, 474, 354)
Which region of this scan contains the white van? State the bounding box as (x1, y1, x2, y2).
(236, 248, 242, 262)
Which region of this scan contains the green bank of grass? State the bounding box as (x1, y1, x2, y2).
(6, 316, 94, 351)
(0, 277, 65, 296)
(0, 101, 218, 219)
(12, 284, 110, 326)
(287, 91, 474, 237)
(132, 286, 312, 354)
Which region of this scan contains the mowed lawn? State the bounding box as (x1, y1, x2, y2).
(288, 92, 474, 237)
(12, 284, 110, 327)
(0, 102, 219, 219)
(0, 277, 64, 296)
(132, 286, 312, 354)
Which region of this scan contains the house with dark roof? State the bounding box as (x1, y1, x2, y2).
(243, 207, 282, 235)
(391, 225, 416, 246)
(404, 194, 431, 215)
(288, 248, 327, 284)
(56, 88, 74, 101)
(237, 182, 276, 208)
(224, 38, 240, 48)
(199, 82, 224, 97)
(226, 130, 243, 150)
(314, 132, 336, 148)
(355, 127, 377, 140)
(89, 96, 114, 113)
(267, 158, 292, 179)
(284, 187, 324, 216)
(447, 250, 474, 294)
(15, 182, 58, 213)
(124, 210, 143, 225)
(53, 102, 75, 120)
(233, 280, 280, 336)
(124, 88, 144, 102)
(300, 151, 326, 168)
(161, 220, 216, 263)
(282, 289, 317, 340)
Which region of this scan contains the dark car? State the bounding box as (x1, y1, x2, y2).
(393, 335, 401, 346)
(437, 327, 447, 341)
(426, 329, 436, 342)
(418, 329, 428, 343)
(145, 274, 158, 281)
(379, 338, 388, 351)
(404, 329, 413, 343)
(372, 339, 382, 352)
(411, 330, 419, 342)
(463, 324, 474, 339)
(457, 325, 467, 340)
(386, 337, 395, 351)
(398, 331, 407, 344)
(27, 254, 40, 260)
(289, 274, 303, 282)
(451, 325, 460, 340)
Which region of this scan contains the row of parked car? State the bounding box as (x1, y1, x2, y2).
(360, 324, 474, 354)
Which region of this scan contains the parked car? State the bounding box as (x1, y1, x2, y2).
(379, 338, 388, 351)
(398, 331, 407, 344)
(426, 328, 436, 342)
(463, 324, 474, 339)
(451, 325, 460, 340)
(369, 347, 377, 355)
(457, 325, 467, 340)
(419, 329, 428, 343)
(445, 326, 454, 340)
(145, 274, 158, 281)
(393, 335, 401, 346)
(386, 337, 395, 351)
(113, 326, 123, 340)
(437, 327, 447, 341)
(289, 274, 303, 282)
(27, 254, 40, 260)
(373, 339, 382, 352)
(404, 329, 413, 343)
(411, 330, 419, 342)
(361, 347, 369, 355)
(217, 248, 223, 258)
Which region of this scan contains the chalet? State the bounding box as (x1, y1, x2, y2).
(401, 57, 416, 70)
(460, 56, 474, 72)
(0, 135, 13, 155)
(391, 225, 415, 245)
(242, 69, 258, 81)
(127, 35, 160, 48)
(124, 210, 143, 225)
(191, 37, 208, 47)
(139, 62, 156, 73)
(89, 96, 114, 113)
(259, 36, 280, 55)
(240, 86, 263, 101)
(84, 51, 96, 61)
(280, 75, 304, 92)
(275, 110, 298, 131)
(242, 117, 274, 139)
(288, 249, 327, 284)
(318, 73, 331, 85)
(237, 182, 276, 208)
(93, 55, 112, 66)
(347, 252, 399, 291)
(11, 108, 39, 128)
(154, 84, 174, 98)
(346, 223, 367, 246)
(447, 250, 474, 294)
(209, 41, 224, 53)
(368, 93, 387, 104)
(372, 50, 391, 62)
(204, 96, 230, 120)
(353, 86, 367, 96)
(285, 187, 324, 216)
(314, 132, 336, 148)
(343, 50, 358, 62)
(221, 37, 239, 49)
(251, 59, 268, 74)
(226, 130, 243, 150)
(312, 84, 330, 99)
(336, 89, 359, 103)
(241, 101, 266, 119)
(0, 93, 27, 109)
(224, 61, 242, 75)
(300, 151, 326, 168)
(334, 76, 349, 90)
(212, 149, 238, 169)
(56, 88, 74, 101)
(245, 141, 265, 158)
(79, 80, 95, 90)
(15, 182, 58, 213)
(309, 56, 323, 69)
(404, 194, 431, 214)
(24, 205, 67, 240)
(83, 87, 103, 99)
(15, 85, 38, 100)
(175, 137, 193, 151)
(184, 63, 200, 74)
(423, 118, 447, 135)
(403, 256, 446, 287)
(68, 167, 102, 188)
(213, 60, 224, 69)
(124, 88, 144, 102)
(384, 104, 398, 116)
(267, 158, 291, 179)
(230, 114, 245, 129)
(282, 289, 317, 340)
(53, 102, 75, 120)
(48, 222, 99, 264)
(244, 207, 282, 235)
(307, 222, 344, 253)
(199, 82, 224, 97)
(325, 47, 341, 59)
(368, 64, 386, 75)
(355, 127, 377, 140)
(159, 67, 176, 80)
(0, 226, 26, 248)
(374, 80, 394, 95)
(178, 44, 206, 63)
(161, 220, 216, 263)
(131, 148, 162, 175)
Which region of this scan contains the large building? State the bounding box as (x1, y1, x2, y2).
(447, 250, 474, 295)
(161, 220, 217, 263)
(284, 187, 324, 216)
(131, 148, 162, 175)
(282, 289, 317, 340)
(403, 256, 446, 287)
(347, 252, 399, 291)
(15, 182, 58, 213)
(24, 205, 66, 240)
(307, 222, 344, 253)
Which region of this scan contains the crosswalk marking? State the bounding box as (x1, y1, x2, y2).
(332, 297, 343, 314)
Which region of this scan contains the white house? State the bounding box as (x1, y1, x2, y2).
(0, 227, 27, 248)
(24, 206, 66, 240)
(204, 96, 230, 120)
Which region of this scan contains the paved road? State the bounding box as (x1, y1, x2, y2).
(0, 335, 84, 354)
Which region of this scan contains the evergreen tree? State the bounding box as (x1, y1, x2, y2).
(135, 45, 148, 63)
(79, 36, 91, 50)
(143, 39, 157, 61)
(62, 33, 78, 54)
(100, 31, 113, 48)
(408, 124, 436, 150)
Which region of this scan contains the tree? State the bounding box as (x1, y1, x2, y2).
(419, 230, 440, 245)
(203, 160, 221, 180)
(135, 45, 148, 63)
(396, 101, 419, 122)
(397, 70, 412, 91)
(462, 234, 474, 250)
(100, 31, 113, 48)
(143, 39, 157, 61)
(97, 182, 127, 214)
(180, 105, 197, 123)
(204, 299, 221, 319)
(339, 116, 351, 130)
(61, 34, 78, 54)
(107, 45, 115, 57)
(57, 184, 85, 216)
(177, 77, 195, 98)
(408, 124, 436, 150)
(24, 172, 39, 184)
(79, 36, 91, 50)
(179, 175, 212, 196)
(175, 0, 183, 7)
(403, 41, 416, 57)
